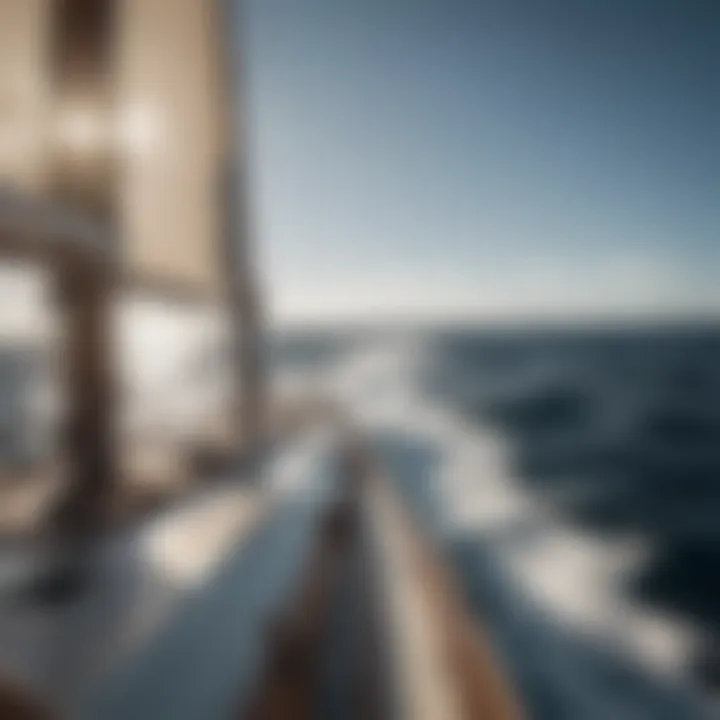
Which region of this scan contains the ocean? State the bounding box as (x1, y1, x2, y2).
(273, 322, 720, 719)
(1, 320, 718, 717)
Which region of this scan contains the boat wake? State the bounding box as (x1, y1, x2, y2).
(278, 332, 714, 719)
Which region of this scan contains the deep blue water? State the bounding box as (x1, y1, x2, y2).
(424, 326, 720, 654)
(420, 325, 720, 717)
(275, 323, 720, 717)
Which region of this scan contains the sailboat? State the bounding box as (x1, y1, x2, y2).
(0, 1, 520, 718)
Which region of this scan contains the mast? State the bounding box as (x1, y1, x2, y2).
(47, 0, 118, 544)
(217, 0, 266, 472)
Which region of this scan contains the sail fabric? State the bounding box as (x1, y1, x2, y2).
(0, 0, 227, 297)
(0, 0, 51, 194)
(117, 0, 225, 296)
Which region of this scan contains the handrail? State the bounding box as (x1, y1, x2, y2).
(362, 465, 523, 720)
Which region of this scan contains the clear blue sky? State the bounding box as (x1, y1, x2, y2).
(241, 0, 720, 323)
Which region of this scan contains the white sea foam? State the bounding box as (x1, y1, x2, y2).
(311, 335, 701, 691)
